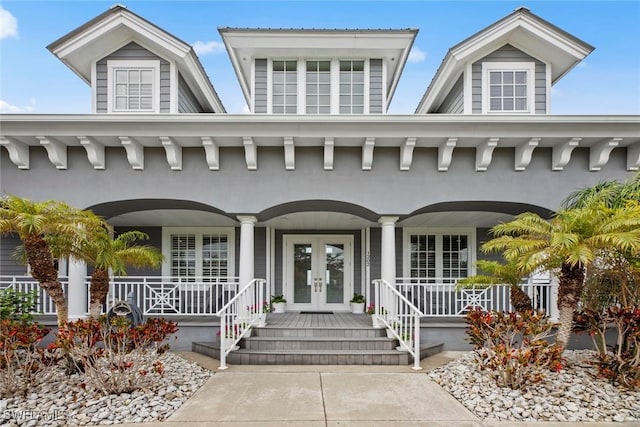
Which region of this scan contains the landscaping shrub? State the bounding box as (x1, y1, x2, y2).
(0, 319, 58, 397)
(466, 308, 563, 389)
(574, 306, 640, 389)
(55, 316, 178, 396)
(0, 288, 37, 322)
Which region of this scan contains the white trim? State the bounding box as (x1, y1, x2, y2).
(170, 60, 178, 114)
(297, 58, 305, 115)
(161, 227, 236, 278)
(107, 59, 161, 113)
(330, 59, 340, 115)
(91, 61, 97, 114)
(364, 58, 370, 115)
(402, 228, 477, 278)
(482, 62, 535, 114)
(463, 63, 473, 114)
(545, 62, 552, 114)
(250, 58, 256, 113)
(381, 59, 388, 113)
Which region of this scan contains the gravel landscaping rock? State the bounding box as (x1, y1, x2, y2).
(428, 349, 640, 422)
(0, 352, 211, 426)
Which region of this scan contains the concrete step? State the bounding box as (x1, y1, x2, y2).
(192, 341, 444, 365)
(243, 336, 397, 351)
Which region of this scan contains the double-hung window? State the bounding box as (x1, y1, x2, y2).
(107, 60, 160, 113)
(405, 229, 474, 283)
(339, 60, 365, 114)
(272, 60, 297, 114)
(162, 228, 235, 282)
(306, 60, 331, 114)
(482, 62, 535, 114)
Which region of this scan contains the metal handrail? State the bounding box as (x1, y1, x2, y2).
(217, 278, 269, 370)
(372, 279, 424, 370)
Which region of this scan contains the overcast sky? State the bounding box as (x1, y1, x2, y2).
(1, 0, 639, 115)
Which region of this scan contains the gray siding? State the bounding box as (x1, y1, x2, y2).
(438, 75, 464, 114)
(471, 44, 546, 114)
(177, 74, 203, 113)
(113, 227, 162, 276)
(254, 59, 268, 113)
(274, 230, 362, 296)
(254, 227, 267, 280)
(369, 59, 383, 114)
(95, 42, 171, 113)
(0, 235, 27, 276)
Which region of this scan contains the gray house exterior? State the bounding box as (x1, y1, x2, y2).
(1, 6, 639, 350)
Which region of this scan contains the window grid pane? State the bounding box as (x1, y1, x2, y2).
(113, 68, 155, 111)
(489, 70, 527, 112)
(442, 235, 468, 279)
(409, 234, 436, 281)
(202, 234, 228, 280)
(339, 60, 365, 114)
(171, 234, 196, 281)
(306, 61, 331, 114)
(273, 60, 297, 114)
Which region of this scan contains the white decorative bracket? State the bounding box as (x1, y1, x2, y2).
(324, 137, 334, 170)
(160, 136, 182, 170)
(36, 136, 67, 169)
(476, 137, 499, 172)
(119, 136, 144, 170)
(400, 137, 416, 171)
(283, 136, 295, 170)
(0, 136, 29, 169)
(362, 137, 375, 170)
(627, 143, 640, 171)
(552, 137, 581, 171)
(589, 137, 621, 171)
(243, 136, 257, 170)
(438, 138, 457, 171)
(77, 136, 105, 169)
(514, 138, 540, 171)
(201, 136, 219, 170)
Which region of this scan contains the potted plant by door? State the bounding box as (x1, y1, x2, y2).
(271, 295, 287, 313)
(350, 293, 365, 314)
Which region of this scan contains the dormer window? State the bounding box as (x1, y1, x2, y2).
(107, 60, 160, 113)
(272, 60, 297, 114)
(482, 62, 535, 114)
(306, 61, 331, 114)
(339, 60, 365, 114)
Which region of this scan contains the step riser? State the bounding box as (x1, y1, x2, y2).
(243, 339, 397, 351)
(253, 328, 385, 338)
(227, 353, 410, 365)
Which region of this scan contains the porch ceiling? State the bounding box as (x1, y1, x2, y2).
(263, 212, 376, 230)
(399, 211, 515, 228)
(108, 209, 237, 227)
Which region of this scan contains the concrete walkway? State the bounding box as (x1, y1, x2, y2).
(115, 351, 638, 427)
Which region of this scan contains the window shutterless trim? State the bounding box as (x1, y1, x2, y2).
(107, 60, 161, 113)
(481, 62, 535, 114)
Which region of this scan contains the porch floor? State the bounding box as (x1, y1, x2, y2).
(265, 312, 373, 328)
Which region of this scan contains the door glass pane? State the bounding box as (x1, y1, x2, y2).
(325, 244, 344, 304)
(293, 244, 312, 303)
(203, 234, 228, 281)
(171, 234, 196, 281)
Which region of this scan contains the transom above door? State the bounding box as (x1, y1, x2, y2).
(284, 235, 353, 312)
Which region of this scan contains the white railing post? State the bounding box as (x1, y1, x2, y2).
(412, 311, 422, 371)
(219, 312, 228, 370)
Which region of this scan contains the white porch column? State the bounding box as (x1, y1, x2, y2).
(68, 257, 87, 320)
(379, 216, 399, 286)
(238, 216, 257, 286)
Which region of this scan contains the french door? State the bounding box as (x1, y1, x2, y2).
(284, 235, 352, 311)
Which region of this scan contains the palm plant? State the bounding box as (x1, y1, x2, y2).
(456, 258, 532, 313)
(82, 229, 163, 317)
(562, 172, 640, 209)
(483, 203, 640, 348)
(0, 195, 101, 326)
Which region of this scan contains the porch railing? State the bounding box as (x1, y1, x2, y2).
(0, 276, 68, 315)
(395, 276, 555, 319)
(372, 279, 424, 370)
(217, 278, 269, 370)
(106, 276, 241, 316)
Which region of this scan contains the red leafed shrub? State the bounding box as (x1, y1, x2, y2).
(574, 306, 640, 389)
(0, 320, 59, 397)
(54, 316, 178, 396)
(465, 308, 563, 389)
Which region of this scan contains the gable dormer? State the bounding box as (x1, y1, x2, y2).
(219, 28, 417, 114)
(416, 7, 594, 115)
(47, 5, 225, 114)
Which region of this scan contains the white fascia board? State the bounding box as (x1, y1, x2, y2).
(219, 32, 252, 106)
